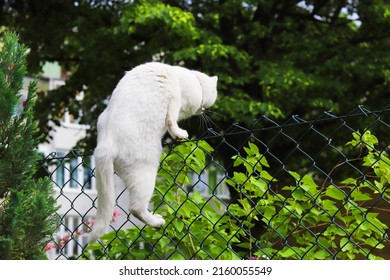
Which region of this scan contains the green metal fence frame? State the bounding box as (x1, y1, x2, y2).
(40, 105, 390, 260)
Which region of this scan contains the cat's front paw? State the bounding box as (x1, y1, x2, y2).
(169, 127, 189, 140)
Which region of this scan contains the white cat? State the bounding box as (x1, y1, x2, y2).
(89, 62, 218, 242)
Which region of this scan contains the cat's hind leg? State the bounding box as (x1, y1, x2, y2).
(133, 211, 165, 227)
(124, 164, 165, 227)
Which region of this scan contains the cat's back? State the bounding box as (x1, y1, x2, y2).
(110, 62, 175, 98)
(120, 62, 195, 87)
(131, 62, 172, 75)
(99, 63, 176, 138)
(124, 62, 173, 83)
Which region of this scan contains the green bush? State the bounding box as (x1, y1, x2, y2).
(86, 131, 389, 259)
(0, 32, 58, 259)
(227, 130, 389, 260)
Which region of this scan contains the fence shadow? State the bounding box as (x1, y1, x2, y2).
(40, 105, 390, 260)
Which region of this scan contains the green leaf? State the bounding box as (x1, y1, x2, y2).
(260, 170, 274, 181)
(366, 212, 387, 231)
(317, 237, 334, 249)
(248, 142, 259, 155)
(232, 172, 248, 185)
(169, 252, 186, 260)
(100, 230, 116, 241)
(250, 177, 268, 194)
(314, 249, 329, 260)
(300, 175, 319, 195)
(292, 188, 304, 200)
(325, 185, 346, 200)
(289, 171, 301, 181)
(85, 242, 103, 251)
(228, 204, 247, 217)
(363, 154, 377, 167)
(204, 211, 221, 224)
(259, 155, 270, 168)
(350, 190, 372, 201)
(211, 197, 224, 211)
(325, 224, 347, 239)
(340, 238, 353, 252)
(340, 178, 357, 185)
(236, 242, 251, 249)
(262, 205, 276, 221)
(361, 130, 378, 150)
(111, 243, 128, 255)
(172, 219, 185, 232)
(365, 237, 384, 249)
(159, 236, 171, 248)
(198, 140, 214, 153)
(346, 131, 362, 147)
(278, 247, 298, 258)
(368, 254, 385, 260)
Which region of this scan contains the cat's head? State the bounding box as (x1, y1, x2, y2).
(193, 71, 218, 110)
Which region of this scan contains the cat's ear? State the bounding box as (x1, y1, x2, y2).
(212, 76, 218, 83)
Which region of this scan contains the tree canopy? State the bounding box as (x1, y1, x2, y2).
(1, 0, 389, 149)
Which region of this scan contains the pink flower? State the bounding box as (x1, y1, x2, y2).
(111, 210, 121, 223)
(45, 243, 54, 251)
(86, 219, 95, 228)
(113, 210, 120, 217)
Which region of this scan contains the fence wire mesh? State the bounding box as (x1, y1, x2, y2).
(40, 105, 390, 260)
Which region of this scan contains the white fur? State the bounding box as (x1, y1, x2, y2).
(89, 62, 218, 242)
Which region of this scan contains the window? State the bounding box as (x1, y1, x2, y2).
(51, 152, 95, 192)
(69, 157, 80, 189)
(54, 152, 65, 189)
(83, 156, 94, 190)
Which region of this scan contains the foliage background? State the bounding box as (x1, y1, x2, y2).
(0, 0, 389, 150)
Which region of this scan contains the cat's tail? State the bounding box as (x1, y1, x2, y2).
(89, 146, 116, 243)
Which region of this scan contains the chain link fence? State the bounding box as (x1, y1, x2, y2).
(40, 105, 390, 260)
